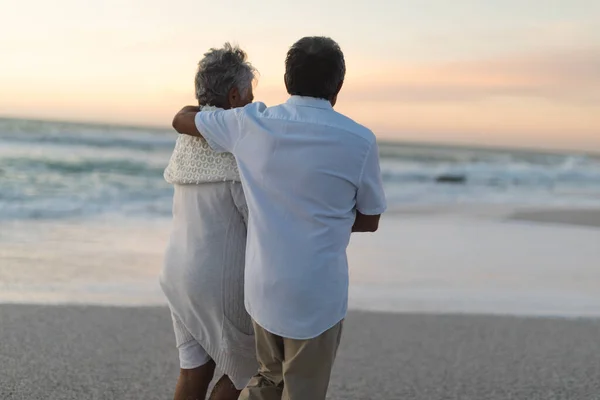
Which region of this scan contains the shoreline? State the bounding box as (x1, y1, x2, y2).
(1, 205, 599, 316)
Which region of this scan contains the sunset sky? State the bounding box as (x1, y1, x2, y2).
(2, 0, 599, 151)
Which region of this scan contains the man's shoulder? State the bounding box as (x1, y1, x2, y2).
(243, 101, 376, 144)
(242, 101, 269, 115)
(329, 110, 376, 144)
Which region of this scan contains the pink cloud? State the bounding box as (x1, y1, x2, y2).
(342, 48, 600, 104)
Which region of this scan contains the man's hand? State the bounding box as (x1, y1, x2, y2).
(172, 105, 202, 136)
(352, 211, 380, 232)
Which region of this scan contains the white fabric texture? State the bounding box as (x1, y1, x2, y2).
(171, 312, 249, 389)
(172, 313, 212, 369)
(164, 105, 239, 184)
(160, 131, 257, 387)
(194, 96, 387, 340)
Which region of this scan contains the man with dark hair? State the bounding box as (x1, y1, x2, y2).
(172, 36, 386, 400)
(284, 36, 346, 100)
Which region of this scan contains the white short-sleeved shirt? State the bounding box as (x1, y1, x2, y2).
(194, 96, 387, 339)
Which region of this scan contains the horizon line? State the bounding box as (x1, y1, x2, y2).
(1, 114, 597, 157)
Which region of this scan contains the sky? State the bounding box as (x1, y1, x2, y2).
(1, 0, 600, 151)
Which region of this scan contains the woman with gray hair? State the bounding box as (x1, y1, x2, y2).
(160, 43, 257, 400)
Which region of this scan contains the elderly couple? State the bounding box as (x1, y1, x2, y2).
(159, 36, 386, 400)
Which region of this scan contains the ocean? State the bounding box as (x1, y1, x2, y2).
(2, 117, 600, 222)
(2, 117, 600, 313)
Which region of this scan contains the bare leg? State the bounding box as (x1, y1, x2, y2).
(208, 375, 242, 400)
(173, 360, 216, 400)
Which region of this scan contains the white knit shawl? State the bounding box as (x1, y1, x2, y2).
(164, 105, 240, 184)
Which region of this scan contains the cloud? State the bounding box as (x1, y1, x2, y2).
(341, 48, 600, 104)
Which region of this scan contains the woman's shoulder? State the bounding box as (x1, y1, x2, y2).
(165, 131, 239, 185)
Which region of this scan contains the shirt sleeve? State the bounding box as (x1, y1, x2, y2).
(194, 107, 245, 154)
(356, 140, 387, 215)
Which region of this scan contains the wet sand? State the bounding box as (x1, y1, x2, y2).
(510, 208, 600, 228)
(2, 208, 600, 398)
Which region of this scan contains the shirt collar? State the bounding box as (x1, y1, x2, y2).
(286, 95, 333, 110)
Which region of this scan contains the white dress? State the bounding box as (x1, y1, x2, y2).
(159, 106, 257, 388)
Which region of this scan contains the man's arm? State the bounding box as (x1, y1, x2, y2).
(172, 105, 201, 137)
(352, 211, 381, 232)
(354, 139, 387, 233)
(172, 104, 247, 153)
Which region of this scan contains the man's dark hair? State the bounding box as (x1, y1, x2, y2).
(284, 36, 346, 100)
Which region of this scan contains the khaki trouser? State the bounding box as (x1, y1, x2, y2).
(238, 320, 344, 400)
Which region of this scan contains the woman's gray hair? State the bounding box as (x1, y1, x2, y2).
(195, 43, 257, 108)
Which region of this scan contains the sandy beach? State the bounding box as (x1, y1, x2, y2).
(4, 2, 600, 396)
(2, 305, 600, 400)
(2, 207, 600, 398)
